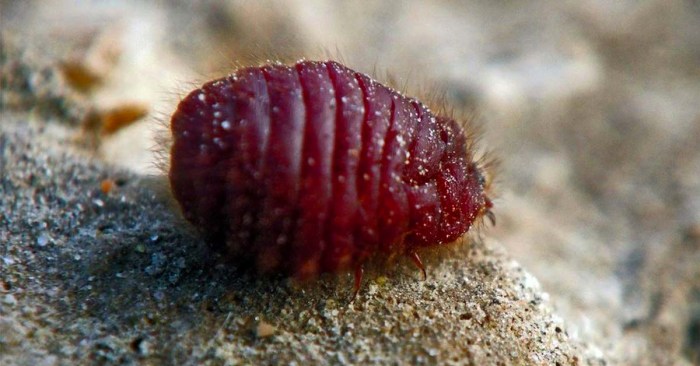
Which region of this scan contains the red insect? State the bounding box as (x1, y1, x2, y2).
(169, 60, 493, 294)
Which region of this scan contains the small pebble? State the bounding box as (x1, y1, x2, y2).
(100, 179, 115, 194)
(135, 338, 151, 355)
(3, 294, 18, 307)
(255, 321, 277, 338)
(36, 234, 51, 247)
(153, 291, 165, 301)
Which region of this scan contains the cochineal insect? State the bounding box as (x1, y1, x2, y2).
(168, 60, 494, 295)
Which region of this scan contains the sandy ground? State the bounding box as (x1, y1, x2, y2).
(1, 1, 699, 365)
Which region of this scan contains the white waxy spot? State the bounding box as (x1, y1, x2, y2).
(214, 111, 222, 118)
(221, 120, 231, 130)
(198, 93, 206, 102)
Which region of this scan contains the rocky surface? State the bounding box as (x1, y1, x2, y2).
(0, 118, 601, 364)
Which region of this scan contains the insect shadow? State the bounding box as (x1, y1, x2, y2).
(66, 175, 352, 329)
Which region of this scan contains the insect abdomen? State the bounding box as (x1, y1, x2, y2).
(169, 60, 490, 280)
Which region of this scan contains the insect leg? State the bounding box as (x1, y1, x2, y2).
(350, 265, 364, 302)
(408, 251, 427, 281)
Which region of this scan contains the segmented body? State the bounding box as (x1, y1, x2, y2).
(169, 60, 491, 282)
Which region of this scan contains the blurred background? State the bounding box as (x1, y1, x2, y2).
(2, 0, 699, 364)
